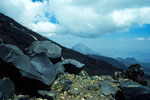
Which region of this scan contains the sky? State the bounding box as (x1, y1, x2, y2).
(0, 0, 150, 62)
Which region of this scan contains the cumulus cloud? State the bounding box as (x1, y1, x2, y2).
(0, 0, 150, 38)
(136, 37, 145, 40)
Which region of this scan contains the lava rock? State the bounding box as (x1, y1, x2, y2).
(13, 95, 30, 100)
(99, 81, 118, 96)
(38, 90, 57, 100)
(53, 62, 65, 76)
(62, 59, 85, 74)
(115, 81, 150, 100)
(30, 53, 56, 85)
(0, 44, 24, 62)
(68, 89, 80, 95)
(0, 78, 15, 99)
(0, 44, 56, 85)
(25, 41, 62, 59)
(125, 64, 147, 85)
(87, 84, 99, 91)
(59, 78, 72, 91)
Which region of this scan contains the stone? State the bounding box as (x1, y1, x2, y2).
(87, 84, 99, 91)
(0, 44, 56, 86)
(99, 81, 118, 96)
(125, 64, 147, 85)
(62, 59, 85, 74)
(68, 89, 80, 95)
(13, 95, 30, 100)
(30, 53, 56, 85)
(115, 81, 150, 100)
(0, 44, 24, 63)
(59, 78, 72, 91)
(0, 78, 15, 99)
(38, 90, 57, 100)
(53, 62, 65, 76)
(25, 41, 62, 59)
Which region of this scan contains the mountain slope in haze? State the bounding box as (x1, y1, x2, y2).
(116, 57, 150, 76)
(88, 54, 128, 70)
(72, 43, 98, 55)
(0, 13, 119, 76)
(72, 43, 127, 70)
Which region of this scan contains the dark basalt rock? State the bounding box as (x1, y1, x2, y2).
(125, 64, 147, 85)
(99, 81, 118, 96)
(53, 62, 65, 76)
(62, 59, 85, 74)
(25, 41, 62, 59)
(0, 44, 56, 86)
(59, 78, 73, 91)
(0, 78, 15, 99)
(0, 44, 57, 96)
(115, 81, 150, 100)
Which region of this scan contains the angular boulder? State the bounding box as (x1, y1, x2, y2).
(25, 41, 62, 59)
(53, 62, 65, 76)
(0, 44, 24, 63)
(62, 59, 85, 74)
(125, 64, 147, 85)
(0, 44, 56, 86)
(99, 81, 118, 96)
(115, 81, 150, 100)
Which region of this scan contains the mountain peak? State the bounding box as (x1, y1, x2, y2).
(72, 43, 98, 55)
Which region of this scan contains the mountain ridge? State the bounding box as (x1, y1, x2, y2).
(72, 43, 99, 55)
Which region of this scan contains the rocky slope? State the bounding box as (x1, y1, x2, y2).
(87, 54, 127, 70)
(0, 13, 118, 76)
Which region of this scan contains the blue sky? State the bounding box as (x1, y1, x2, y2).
(0, 0, 150, 62)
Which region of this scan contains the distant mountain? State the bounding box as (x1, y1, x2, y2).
(116, 57, 138, 66)
(0, 13, 119, 76)
(87, 54, 128, 70)
(72, 43, 98, 55)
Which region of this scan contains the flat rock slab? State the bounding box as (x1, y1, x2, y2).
(116, 81, 150, 100)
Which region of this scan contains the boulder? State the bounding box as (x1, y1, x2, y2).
(99, 81, 118, 96)
(0, 78, 15, 99)
(25, 41, 62, 59)
(125, 64, 147, 85)
(62, 59, 85, 74)
(0, 44, 56, 86)
(53, 62, 65, 76)
(0, 44, 24, 63)
(0, 44, 57, 96)
(115, 81, 150, 100)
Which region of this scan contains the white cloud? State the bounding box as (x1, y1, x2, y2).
(31, 21, 57, 33)
(1, 0, 150, 38)
(136, 37, 145, 40)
